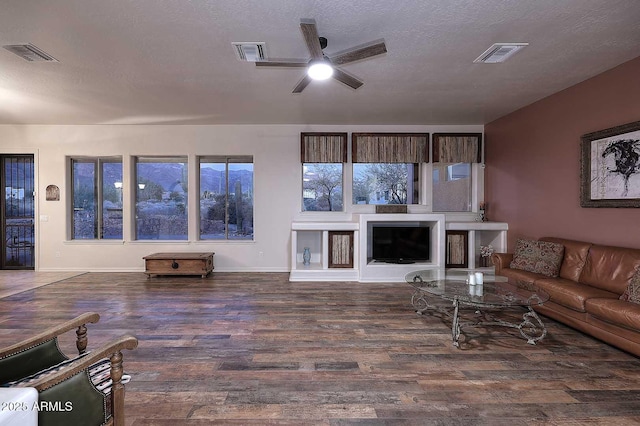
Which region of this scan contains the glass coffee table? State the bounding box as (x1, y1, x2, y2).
(406, 269, 549, 347)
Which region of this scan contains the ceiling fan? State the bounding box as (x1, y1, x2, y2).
(256, 19, 387, 93)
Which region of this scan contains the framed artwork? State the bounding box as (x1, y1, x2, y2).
(580, 120, 640, 208)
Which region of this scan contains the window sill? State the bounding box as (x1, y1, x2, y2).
(64, 240, 125, 245)
(193, 240, 255, 245)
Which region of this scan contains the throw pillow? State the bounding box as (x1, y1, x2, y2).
(509, 238, 565, 277)
(620, 266, 640, 304)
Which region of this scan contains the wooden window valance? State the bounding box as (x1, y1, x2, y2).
(352, 133, 429, 163)
(432, 133, 482, 163)
(301, 133, 348, 163)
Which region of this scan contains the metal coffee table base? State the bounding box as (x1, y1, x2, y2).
(412, 290, 547, 347)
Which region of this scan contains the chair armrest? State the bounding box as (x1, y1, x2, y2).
(16, 334, 138, 426)
(0, 312, 100, 358)
(491, 253, 513, 275)
(25, 334, 139, 392)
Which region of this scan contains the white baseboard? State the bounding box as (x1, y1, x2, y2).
(37, 266, 289, 273)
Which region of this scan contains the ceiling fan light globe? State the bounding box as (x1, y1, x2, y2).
(308, 62, 333, 80)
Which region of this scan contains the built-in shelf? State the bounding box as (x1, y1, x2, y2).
(446, 221, 508, 270)
(290, 217, 507, 282)
(290, 222, 359, 281)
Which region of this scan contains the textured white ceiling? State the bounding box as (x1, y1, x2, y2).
(0, 0, 639, 125)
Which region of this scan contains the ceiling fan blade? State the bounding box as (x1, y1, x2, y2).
(332, 68, 364, 90)
(292, 75, 313, 93)
(255, 61, 308, 68)
(300, 20, 324, 59)
(330, 40, 387, 66)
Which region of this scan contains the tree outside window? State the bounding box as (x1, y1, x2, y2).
(302, 163, 343, 211)
(352, 163, 419, 205)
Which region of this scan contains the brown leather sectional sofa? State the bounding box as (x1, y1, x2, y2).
(492, 237, 640, 357)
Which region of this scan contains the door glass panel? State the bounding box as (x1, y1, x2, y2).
(3, 155, 35, 269)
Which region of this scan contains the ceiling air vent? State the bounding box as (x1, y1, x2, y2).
(3, 43, 58, 62)
(232, 42, 267, 62)
(473, 43, 528, 64)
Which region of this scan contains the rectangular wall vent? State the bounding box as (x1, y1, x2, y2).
(2, 43, 58, 62)
(473, 43, 528, 64)
(232, 42, 267, 62)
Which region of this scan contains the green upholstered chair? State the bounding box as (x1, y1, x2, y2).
(0, 312, 138, 426)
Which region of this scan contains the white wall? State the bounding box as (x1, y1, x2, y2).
(0, 124, 483, 272)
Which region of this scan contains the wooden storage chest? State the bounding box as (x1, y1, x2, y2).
(143, 252, 214, 278)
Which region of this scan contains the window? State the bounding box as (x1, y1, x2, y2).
(135, 157, 188, 240)
(303, 163, 343, 211)
(431, 133, 480, 212)
(352, 163, 419, 204)
(351, 133, 428, 205)
(71, 157, 123, 239)
(300, 133, 347, 212)
(199, 156, 253, 240)
(432, 163, 472, 212)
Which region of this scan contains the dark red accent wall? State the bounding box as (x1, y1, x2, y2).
(485, 56, 640, 250)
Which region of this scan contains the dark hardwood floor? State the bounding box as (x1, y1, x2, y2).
(2, 272, 640, 425)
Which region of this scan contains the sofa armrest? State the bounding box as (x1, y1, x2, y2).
(491, 253, 513, 275)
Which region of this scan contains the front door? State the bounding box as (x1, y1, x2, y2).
(2, 155, 35, 269)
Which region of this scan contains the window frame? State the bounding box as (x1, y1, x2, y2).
(432, 162, 473, 212)
(302, 162, 345, 212)
(134, 155, 189, 241)
(351, 162, 421, 206)
(198, 155, 254, 241)
(69, 156, 123, 240)
(350, 132, 428, 208)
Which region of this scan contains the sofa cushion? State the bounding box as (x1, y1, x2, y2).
(510, 238, 564, 277)
(620, 267, 640, 304)
(579, 244, 640, 294)
(540, 237, 592, 283)
(534, 277, 618, 312)
(585, 298, 640, 332)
